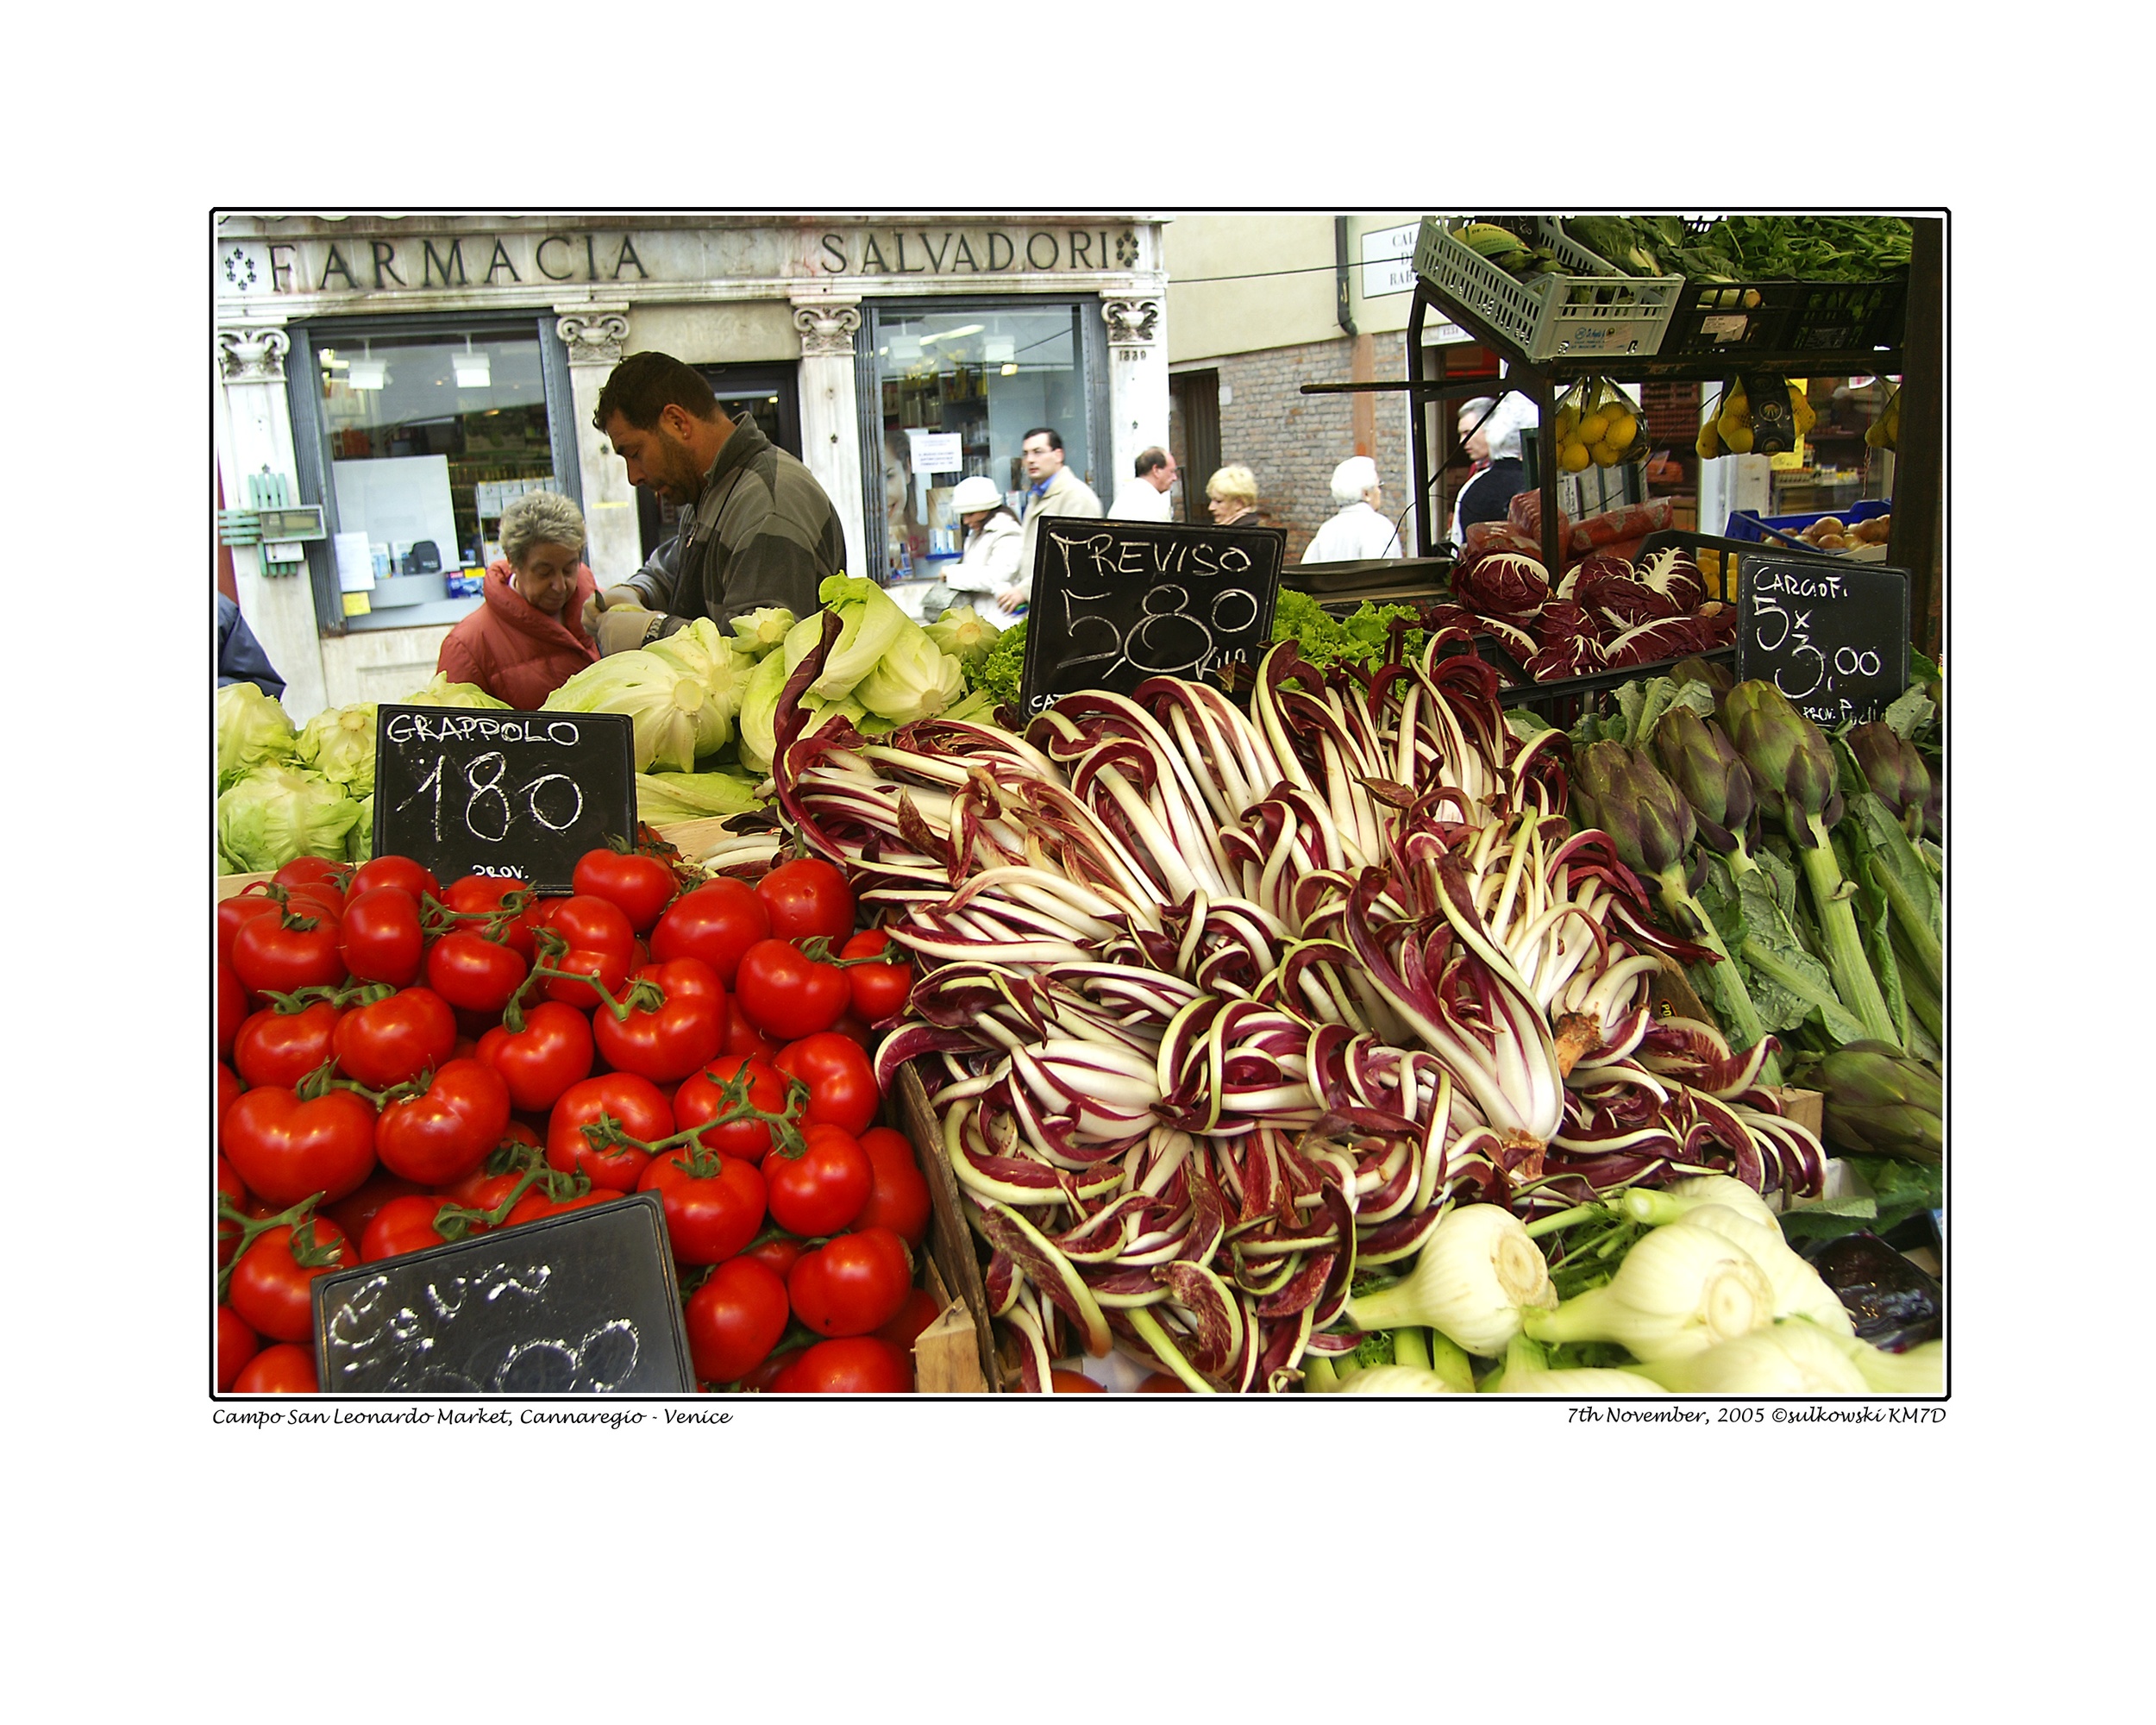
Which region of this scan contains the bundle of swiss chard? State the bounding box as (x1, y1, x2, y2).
(1539, 669, 1943, 1165)
(761, 619, 1824, 1391)
(1564, 216, 1913, 284)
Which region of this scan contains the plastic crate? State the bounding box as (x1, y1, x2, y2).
(1413, 216, 1681, 362)
(1639, 381, 1702, 441)
(1665, 275, 1908, 357)
(1724, 499, 1891, 548)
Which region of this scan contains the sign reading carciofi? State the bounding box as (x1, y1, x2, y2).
(217, 223, 1151, 298)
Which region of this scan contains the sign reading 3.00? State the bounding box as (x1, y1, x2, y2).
(371, 705, 636, 893)
(1736, 555, 1910, 727)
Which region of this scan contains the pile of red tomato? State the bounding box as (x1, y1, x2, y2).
(217, 840, 940, 1396)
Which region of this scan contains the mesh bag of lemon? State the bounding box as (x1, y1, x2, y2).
(1696, 373, 1817, 459)
(1551, 377, 1649, 473)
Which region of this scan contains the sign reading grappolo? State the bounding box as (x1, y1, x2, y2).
(372, 705, 638, 894)
(1019, 517, 1286, 715)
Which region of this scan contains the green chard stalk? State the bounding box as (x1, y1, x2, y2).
(1721, 682, 1903, 1051)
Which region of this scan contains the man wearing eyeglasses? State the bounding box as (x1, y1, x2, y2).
(997, 425, 1102, 616)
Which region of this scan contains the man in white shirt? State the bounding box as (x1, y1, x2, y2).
(1106, 447, 1177, 522)
(1301, 455, 1405, 564)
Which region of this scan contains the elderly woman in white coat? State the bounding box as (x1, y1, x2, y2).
(922, 475, 1024, 629)
(1300, 455, 1404, 563)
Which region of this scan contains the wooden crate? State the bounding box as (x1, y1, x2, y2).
(893, 1062, 1000, 1392)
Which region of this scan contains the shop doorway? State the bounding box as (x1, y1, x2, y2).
(636, 363, 803, 563)
(1169, 369, 1220, 525)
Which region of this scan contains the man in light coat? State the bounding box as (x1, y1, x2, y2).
(999, 425, 1102, 615)
(1106, 446, 1177, 523)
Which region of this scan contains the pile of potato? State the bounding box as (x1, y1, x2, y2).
(1796, 512, 1892, 552)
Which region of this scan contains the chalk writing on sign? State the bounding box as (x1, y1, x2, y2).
(1021, 518, 1284, 714)
(1739, 555, 1908, 727)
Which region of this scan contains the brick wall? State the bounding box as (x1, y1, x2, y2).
(1178, 333, 1416, 562)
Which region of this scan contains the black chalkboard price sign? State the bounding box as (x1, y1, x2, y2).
(371, 705, 636, 894)
(310, 1193, 694, 1394)
(1737, 555, 1910, 726)
(1019, 517, 1286, 715)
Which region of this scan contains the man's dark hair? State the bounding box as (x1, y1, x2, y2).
(592, 352, 720, 432)
(1134, 446, 1169, 478)
(1022, 426, 1063, 452)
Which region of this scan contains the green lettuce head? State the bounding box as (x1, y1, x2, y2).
(730, 606, 798, 659)
(216, 681, 298, 790)
(398, 673, 511, 709)
(217, 765, 363, 873)
(542, 649, 733, 774)
(295, 701, 379, 798)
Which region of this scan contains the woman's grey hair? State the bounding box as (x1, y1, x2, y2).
(1330, 455, 1381, 506)
(499, 490, 586, 567)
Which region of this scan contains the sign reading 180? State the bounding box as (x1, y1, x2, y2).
(385, 712, 588, 844)
(372, 706, 637, 894)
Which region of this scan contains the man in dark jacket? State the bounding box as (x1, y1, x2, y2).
(584, 352, 847, 655)
(216, 592, 285, 699)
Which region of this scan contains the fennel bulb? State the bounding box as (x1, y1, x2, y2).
(1525, 1220, 1775, 1360)
(1632, 1320, 1869, 1395)
(1333, 1365, 1463, 1395)
(1621, 1174, 1778, 1233)
(1665, 1205, 1853, 1336)
(1820, 1328, 1945, 1394)
(1344, 1203, 1557, 1357)
(1487, 1364, 1666, 1395)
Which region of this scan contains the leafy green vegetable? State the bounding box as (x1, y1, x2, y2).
(542, 649, 734, 774)
(925, 606, 1001, 668)
(1564, 215, 1911, 283)
(969, 618, 1027, 710)
(634, 768, 764, 824)
(294, 701, 378, 799)
(786, 576, 911, 700)
(217, 765, 362, 873)
(217, 682, 298, 791)
(1269, 590, 1424, 671)
(398, 673, 510, 709)
(1779, 1155, 1940, 1242)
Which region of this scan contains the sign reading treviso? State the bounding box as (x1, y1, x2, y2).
(229, 224, 1145, 297)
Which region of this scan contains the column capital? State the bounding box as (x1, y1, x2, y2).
(555, 303, 632, 367)
(791, 297, 863, 358)
(216, 325, 291, 383)
(1100, 294, 1161, 352)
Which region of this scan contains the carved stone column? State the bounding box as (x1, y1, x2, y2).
(555, 304, 641, 584)
(215, 321, 329, 721)
(1100, 292, 1169, 514)
(792, 297, 867, 580)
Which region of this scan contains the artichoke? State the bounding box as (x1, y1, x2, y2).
(1572, 740, 1695, 878)
(1846, 721, 1933, 837)
(1721, 680, 1840, 837)
(1792, 1042, 1943, 1164)
(1652, 706, 1755, 856)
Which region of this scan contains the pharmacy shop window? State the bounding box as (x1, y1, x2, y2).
(291, 315, 580, 633)
(858, 303, 1100, 584)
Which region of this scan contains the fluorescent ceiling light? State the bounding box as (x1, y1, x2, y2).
(348, 358, 388, 389)
(983, 336, 1015, 365)
(889, 335, 923, 363)
(452, 340, 492, 387)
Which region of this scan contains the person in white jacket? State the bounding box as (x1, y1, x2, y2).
(1300, 455, 1404, 563)
(1106, 447, 1177, 521)
(925, 475, 1025, 629)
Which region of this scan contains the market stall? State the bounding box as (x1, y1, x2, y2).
(213, 212, 1944, 1399)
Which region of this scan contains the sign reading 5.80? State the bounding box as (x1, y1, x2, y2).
(372, 706, 637, 893)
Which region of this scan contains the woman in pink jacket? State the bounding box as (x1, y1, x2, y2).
(436, 491, 599, 708)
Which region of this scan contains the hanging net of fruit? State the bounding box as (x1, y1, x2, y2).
(1551, 377, 1650, 473)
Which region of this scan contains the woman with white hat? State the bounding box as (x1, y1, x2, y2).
(923, 475, 1025, 629)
